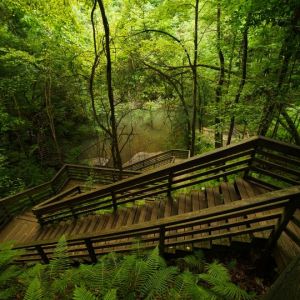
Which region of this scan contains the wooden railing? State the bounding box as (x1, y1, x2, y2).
(14, 186, 300, 263)
(33, 137, 300, 226)
(246, 137, 300, 189)
(123, 149, 190, 171)
(0, 165, 138, 229)
(33, 138, 258, 224)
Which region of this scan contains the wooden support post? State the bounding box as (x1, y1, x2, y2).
(167, 172, 173, 198)
(244, 145, 258, 179)
(265, 200, 297, 252)
(35, 245, 49, 264)
(85, 238, 97, 263)
(159, 226, 165, 255)
(112, 192, 117, 212)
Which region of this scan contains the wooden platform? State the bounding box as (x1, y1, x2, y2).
(0, 179, 277, 250)
(1, 137, 299, 267)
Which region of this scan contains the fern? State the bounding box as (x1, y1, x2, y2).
(112, 253, 137, 293)
(48, 235, 70, 279)
(24, 277, 43, 300)
(211, 282, 255, 300)
(73, 286, 97, 300)
(103, 289, 117, 300)
(0, 242, 23, 299)
(180, 250, 205, 273)
(198, 261, 255, 300)
(205, 260, 231, 283)
(141, 267, 178, 299)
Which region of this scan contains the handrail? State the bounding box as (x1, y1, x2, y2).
(32, 136, 300, 225)
(33, 137, 259, 224)
(123, 149, 190, 171)
(14, 185, 300, 263)
(0, 164, 139, 229)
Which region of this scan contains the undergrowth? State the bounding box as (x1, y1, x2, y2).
(0, 237, 256, 300)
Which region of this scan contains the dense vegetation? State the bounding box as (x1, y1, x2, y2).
(0, 238, 256, 300)
(0, 0, 299, 194)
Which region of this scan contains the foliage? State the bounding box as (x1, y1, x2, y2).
(0, 242, 23, 299)
(0, 241, 255, 300)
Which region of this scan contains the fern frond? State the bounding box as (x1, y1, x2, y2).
(145, 246, 166, 271)
(103, 289, 117, 300)
(112, 254, 136, 289)
(73, 286, 97, 300)
(24, 277, 43, 300)
(205, 260, 231, 283)
(83, 261, 110, 294)
(48, 235, 70, 279)
(0, 241, 23, 269)
(19, 263, 46, 285)
(141, 266, 178, 299)
(211, 282, 255, 300)
(182, 253, 205, 273)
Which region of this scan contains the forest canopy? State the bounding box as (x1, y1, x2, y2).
(0, 0, 299, 196)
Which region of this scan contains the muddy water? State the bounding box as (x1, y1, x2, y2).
(82, 109, 178, 165)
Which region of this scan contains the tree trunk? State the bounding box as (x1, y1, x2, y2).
(214, 2, 224, 148)
(97, 0, 122, 172)
(227, 18, 249, 145)
(190, 0, 199, 156)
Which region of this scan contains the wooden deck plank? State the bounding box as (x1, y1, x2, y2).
(241, 179, 273, 239)
(249, 180, 277, 239)
(194, 190, 211, 249)
(220, 182, 232, 205)
(212, 186, 230, 246)
(234, 179, 252, 243)
(175, 195, 186, 250)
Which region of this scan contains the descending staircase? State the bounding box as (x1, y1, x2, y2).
(0, 136, 299, 268)
(3, 179, 265, 247)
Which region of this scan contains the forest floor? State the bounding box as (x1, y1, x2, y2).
(167, 246, 277, 297)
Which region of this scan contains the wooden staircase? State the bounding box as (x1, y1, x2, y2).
(0, 136, 299, 268)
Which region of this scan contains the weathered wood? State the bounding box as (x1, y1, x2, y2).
(266, 200, 298, 251)
(263, 256, 300, 300)
(251, 166, 300, 186)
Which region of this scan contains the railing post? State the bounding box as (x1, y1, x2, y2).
(112, 191, 117, 212)
(85, 238, 97, 263)
(244, 144, 258, 179)
(167, 171, 173, 198)
(159, 226, 165, 255)
(265, 199, 297, 252)
(35, 245, 49, 264)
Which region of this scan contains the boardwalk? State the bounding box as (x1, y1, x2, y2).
(0, 136, 299, 269)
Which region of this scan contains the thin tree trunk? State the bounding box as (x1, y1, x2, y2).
(190, 0, 199, 156)
(215, 2, 224, 148)
(45, 75, 62, 164)
(97, 0, 122, 172)
(227, 18, 249, 145)
(258, 7, 299, 137)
